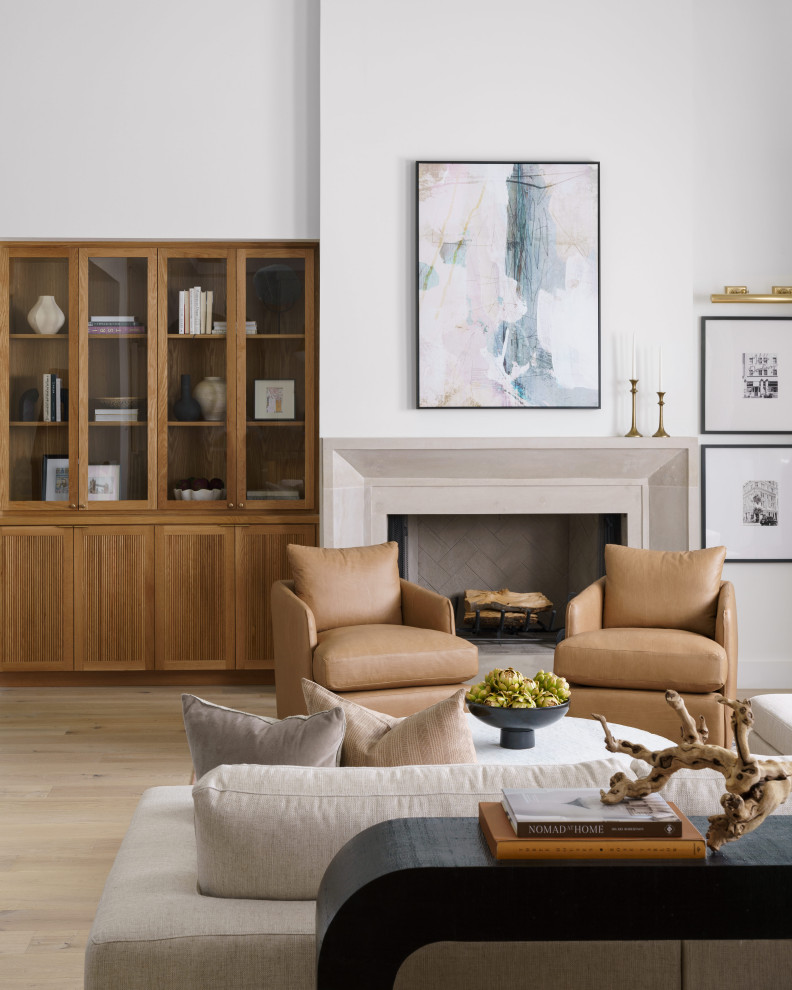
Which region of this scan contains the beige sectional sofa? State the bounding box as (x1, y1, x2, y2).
(85, 759, 792, 990)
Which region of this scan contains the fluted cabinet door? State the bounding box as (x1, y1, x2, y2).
(155, 526, 235, 669)
(235, 524, 316, 669)
(0, 527, 73, 670)
(74, 527, 154, 670)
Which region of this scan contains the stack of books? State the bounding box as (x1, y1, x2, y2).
(88, 316, 145, 335)
(211, 321, 227, 335)
(479, 787, 706, 860)
(177, 289, 214, 335)
(42, 374, 65, 422)
(210, 321, 257, 335)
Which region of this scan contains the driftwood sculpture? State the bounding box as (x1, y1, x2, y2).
(593, 690, 792, 851)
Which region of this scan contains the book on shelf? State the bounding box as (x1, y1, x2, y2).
(88, 323, 146, 335)
(41, 373, 64, 422)
(479, 801, 706, 860)
(177, 288, 217, 334)
(501, 787, 683, 838)
(90, 316, 137, 323)
(94, 409, 139, 422)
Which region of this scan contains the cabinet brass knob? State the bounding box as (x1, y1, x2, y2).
(78, 503, 86, 509)
(238, 502, 245, 508)
(69, 503, 77, 509)
(227, 503, 235, 509)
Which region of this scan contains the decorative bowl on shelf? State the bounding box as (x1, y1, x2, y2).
(467, 700, 569, 750)
(175, 488, 226, 501)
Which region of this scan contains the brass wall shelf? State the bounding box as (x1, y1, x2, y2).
(711, 285, 792, 303)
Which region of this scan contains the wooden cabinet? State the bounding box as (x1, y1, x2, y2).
(74, 527, 155, 671)
(0, 527, 73, 670)
(0, 241, 318, 684)
(235, 524, 315, 669)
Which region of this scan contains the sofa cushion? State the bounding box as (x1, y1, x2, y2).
(553, 628, 728, 693)
(182, 694, 346, 779)
(303, 680, 476, 766)
(313, 624, 478, 691)
(288, 541, 402, 633)
(193, 758, 635, 900)
(85, 786, 316, 990)
(602, 544, 726, 637)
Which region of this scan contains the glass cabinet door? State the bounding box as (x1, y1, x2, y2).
(1, 248, 78, 509)
(158, 251, 235, 508)
(79, 250, 157, 509)
(236, 249, 315, 510)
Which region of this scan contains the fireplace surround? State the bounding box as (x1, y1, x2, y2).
(321, 438, 699, 556)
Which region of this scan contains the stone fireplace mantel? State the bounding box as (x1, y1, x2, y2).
(321, 438, 699, 552)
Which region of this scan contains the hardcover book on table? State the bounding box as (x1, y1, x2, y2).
(501, 787, 682, 838)
(479, 801, 706, 860)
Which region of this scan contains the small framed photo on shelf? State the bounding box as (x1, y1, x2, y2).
(702, 445, 792, 562)
(41, 455, 69, 501)
(701, 317, 791, 433)
(254, 379, 296, 420)
(88, 463, 121, 501)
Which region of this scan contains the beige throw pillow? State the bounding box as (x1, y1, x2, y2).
(302, 679, 476, 766)
(603, 543, 727, 637)
(181, 694, 345, 779)
(287, 541, 402, 633)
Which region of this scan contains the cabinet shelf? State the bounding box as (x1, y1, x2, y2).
(10, 332, 69, 340)
(9, 420, 68, 427)
(246, 420, 305, 427)
(167, 334, 226, 340)
(167, 420, 226, 427)
(247, 334, 305, 340)
(89, 421, 147, 427)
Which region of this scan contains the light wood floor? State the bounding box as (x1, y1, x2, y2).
(0, 684, 277, 990)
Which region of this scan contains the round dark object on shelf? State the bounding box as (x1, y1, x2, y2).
(253, 264, 302, 312)
(467, 700, 569, 749)
(19, 387, 39, 421)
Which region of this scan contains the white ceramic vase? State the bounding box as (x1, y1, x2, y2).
(27, 295, 65, 335)
(193, 377, 227, 421)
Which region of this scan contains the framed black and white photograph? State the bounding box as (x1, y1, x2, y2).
(702, 445, 792, 562)
(701, 317, 792, 432)
(42, 454, 69, 501)
(254, 379, 296, 420)
(87, 464, 121, 501)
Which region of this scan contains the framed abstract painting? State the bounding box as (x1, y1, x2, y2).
(416, 161, 600, 408)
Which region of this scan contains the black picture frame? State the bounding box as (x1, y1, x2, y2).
(701, 316, 791, 433)
(701, 444, 792, 562)
(416, 161, 601, 410)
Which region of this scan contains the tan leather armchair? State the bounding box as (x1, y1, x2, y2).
(553, 544, 737, 746)
(271, 542, 479, 718)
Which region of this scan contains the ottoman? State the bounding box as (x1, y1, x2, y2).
(750, 694, 792, 755)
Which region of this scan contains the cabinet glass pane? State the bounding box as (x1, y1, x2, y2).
(87, 257, 149, 502)
(244, 257, 305, 335)
(166, 258, 229, 501)
(245, 426, 305, 502)
(8, 257, 70, 501)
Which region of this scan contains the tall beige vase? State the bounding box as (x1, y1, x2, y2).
(193, 377, 227, 421)
(27, 295, 65, 335)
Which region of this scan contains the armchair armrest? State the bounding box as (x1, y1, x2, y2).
(400, 579, 454, 634)
(271, 580, 318, 717)
(715, 580, 738, 700)
(565, 576, 606, 637)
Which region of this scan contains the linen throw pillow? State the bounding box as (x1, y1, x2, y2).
(302, 679, 476, 766)
(602, 543, 727, 637)
(181, 694, 346, 779)
(287, 541, 402, 633)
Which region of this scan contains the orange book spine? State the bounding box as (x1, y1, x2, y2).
(479, 802, 706, 860)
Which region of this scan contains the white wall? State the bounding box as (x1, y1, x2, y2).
(320, 0, 792, 689)
(0, 0, 319, 239)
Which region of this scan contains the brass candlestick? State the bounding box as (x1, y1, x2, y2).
(625, 379, 642, 437)
(653, 391, 670, 437)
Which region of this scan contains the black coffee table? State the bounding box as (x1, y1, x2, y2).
(316, 815, 792, 990)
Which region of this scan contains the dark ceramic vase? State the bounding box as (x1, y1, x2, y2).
(173, 374, 201, 421)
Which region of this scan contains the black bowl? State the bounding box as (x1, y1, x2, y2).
(467, 700, 570, 749)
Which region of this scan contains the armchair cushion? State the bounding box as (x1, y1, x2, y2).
(602, 544, 727, 637)
(313, 624, 478, 692)
(302, 680, 477, 767)
(287, 541, 402, 633)
(554, 628, 728, 693)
